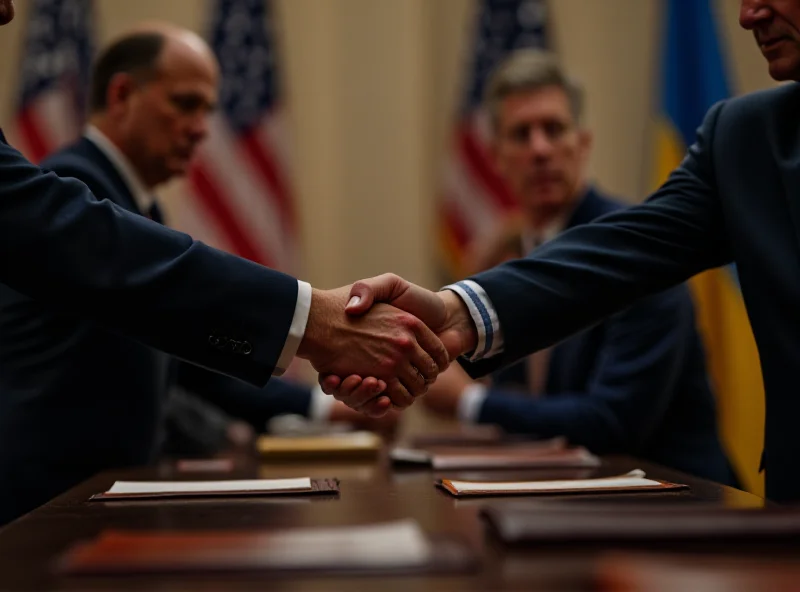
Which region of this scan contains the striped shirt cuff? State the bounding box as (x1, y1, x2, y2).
(442, 280, 504, 362)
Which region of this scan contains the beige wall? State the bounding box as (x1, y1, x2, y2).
(0, 0, 777, 289)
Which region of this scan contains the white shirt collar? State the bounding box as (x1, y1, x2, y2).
(84, 124, 155, 214)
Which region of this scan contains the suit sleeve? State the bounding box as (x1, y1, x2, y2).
(460, 100, 732, 378)
(175, 362, 313, 431)
(0, 138, 297, 386)
(476, 286, 693, 453)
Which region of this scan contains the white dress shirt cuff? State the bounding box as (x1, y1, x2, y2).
(309, 385, 336, 422)
(442, 280, 504, 362)
(274, 280, 312, 376)
(457, 384, 489, 424)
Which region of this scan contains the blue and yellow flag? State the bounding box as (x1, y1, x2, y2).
(653, 0, 764, 496)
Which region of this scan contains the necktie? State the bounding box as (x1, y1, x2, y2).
(146, 201, 164, 224)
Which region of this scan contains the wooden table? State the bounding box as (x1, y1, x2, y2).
(0, 454, 780, 591)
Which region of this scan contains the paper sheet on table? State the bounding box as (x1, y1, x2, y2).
(439, 469, 687, 496)
(106, 477, 312, 496)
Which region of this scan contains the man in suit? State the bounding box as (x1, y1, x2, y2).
(325, 0, 800, 501)
(0, 0, 447, 425)
(414, 50, 734, 484)
(0, 23, 397, 524)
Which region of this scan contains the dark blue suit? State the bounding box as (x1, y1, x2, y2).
(0, 136, 311, 524)
(474, 189, 734, 485)
(0, 130, 297, 385)
(461, 84, 800, 501)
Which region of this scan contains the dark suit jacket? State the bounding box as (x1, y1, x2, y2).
(476, 189, 735, 485)
(0, 130, 297, 385)
(0, 136, 310, 524)
(461, 83, 800, 501)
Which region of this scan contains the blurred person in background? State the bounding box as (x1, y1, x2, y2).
(0, 23, 395, 525)
(415, 49, 737, 485)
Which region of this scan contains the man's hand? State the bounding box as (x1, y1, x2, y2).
(317, 274, 479, 415)
(296, 285, 449, 417)
(344, 273, 477, 358)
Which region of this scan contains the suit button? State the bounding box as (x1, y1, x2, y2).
(241, 341, 253, 355)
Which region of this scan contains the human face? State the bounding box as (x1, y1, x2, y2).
(491, 85, 591, 218)
(740, 0, 800, 81)
(0, 0, 15, 26)
(112, 39, 218, 186)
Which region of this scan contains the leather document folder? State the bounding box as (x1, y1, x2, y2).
(256, 431, 382, 460)
(392, 439, 599, 470)
(482, 503, 800, 545)
(438, 469, 687, 497)
(595, 553, 800, 591)
(90, 477, 340, 501)
(56, 519, 477, 576)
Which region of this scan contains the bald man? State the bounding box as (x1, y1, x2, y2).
(0, 24, 395, 525)
(0, 0, 446, 448)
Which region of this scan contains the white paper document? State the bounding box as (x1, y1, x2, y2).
(106, 478, 313, 496)
(259, 519, 432, 569)
(445, 469, 661, 494)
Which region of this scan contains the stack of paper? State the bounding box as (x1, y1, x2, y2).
(256, 431, 382, 460)
(57, 519, 475, 575)
(438, 469, 687, 497)
(392, 441, 599, 470)
(90, 477, 340, 501)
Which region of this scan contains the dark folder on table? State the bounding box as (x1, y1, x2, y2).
(391, 437, 600, 470)
(482, 503, 800, 545)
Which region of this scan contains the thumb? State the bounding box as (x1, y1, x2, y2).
(345, 273, 409, 316)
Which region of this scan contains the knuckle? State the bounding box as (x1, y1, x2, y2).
(394, 335, 414, 352)
(400, 314, 422, 332)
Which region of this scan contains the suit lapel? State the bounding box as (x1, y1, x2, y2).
(565, 188, 609, 230)
(76, 137, 143, 215)
(770, 90, 800, 255)
(779, 150, 800, 255)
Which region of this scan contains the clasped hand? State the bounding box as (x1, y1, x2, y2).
(297, 274, 475, 418)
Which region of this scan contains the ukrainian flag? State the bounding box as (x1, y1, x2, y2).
(653, 0, 765, 497)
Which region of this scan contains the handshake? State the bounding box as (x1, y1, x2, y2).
(295, 274, 479, 418)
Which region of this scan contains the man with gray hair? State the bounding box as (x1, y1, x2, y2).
(407, 49, 738, 485)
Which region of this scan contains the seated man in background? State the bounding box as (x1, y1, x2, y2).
(422, 49, 737, 485)
(0, 23, 391, 526)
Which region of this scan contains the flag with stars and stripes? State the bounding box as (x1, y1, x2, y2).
(11, 0, 94, 162)
(177, 0, 300, 273)
(439, 0, 549, 279)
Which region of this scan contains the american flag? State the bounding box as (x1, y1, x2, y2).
(439, 0, 549, 279)
(11, 0, 94, 163)
(177, 0, 300, 273)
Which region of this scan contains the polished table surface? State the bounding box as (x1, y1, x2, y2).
(0, 453, 787, 591)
